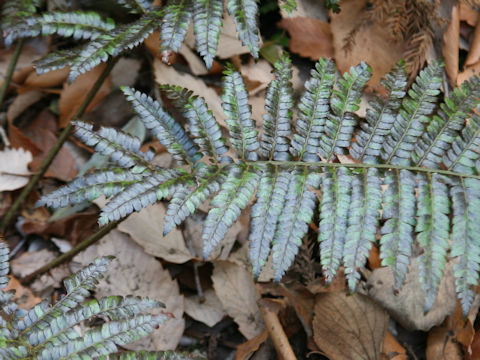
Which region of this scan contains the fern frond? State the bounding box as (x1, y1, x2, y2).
(122, 87, 201, 166)
(202, 165, 259, 258)
(163, 165, 228, 235)
(99, 170, 192, 225)
(249, 165, 288, 278)
(260, 54, 294, 161)
(227, 0, 260, 58)
(413, 76, 480, 168)
(73, 121, 151, 170)
(17, 257, 112, 334)
(222, 65, 259, 161)
(416, 173, 450, 312)
(319, 167, 352, 282)
(1, 0, 41, 47)
(67, 10, 163, 81)
(0, 241, 9, 290)
(443, 113, 480, 175)
(320, 62, 372, 160)
(272, 168, 320, 281)
(290, 58, 336, 162)
(37, 315, 166, 359)
(344, 168, 382, 291)
(4, 11, 115, 47)
(161, 85, 228, 162)
(382, 61, 443, 165)
(34, 48, 82, 75)
(380, 170, 416, 290)
(451, 177, 480, 315)
(193, 0, 224, 69)
(160, 0, 192, 53)
(350, 61, 408, 163)
(36, 168, 145, 209)
(103, 350, 200, 360)
(116, 0, 152, 14)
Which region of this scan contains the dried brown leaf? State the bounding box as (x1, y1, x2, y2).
(443, 5, 460, 86)
(58, 63, 112, 128)
(212, 261, 265, 339)
(4, 276, 41, 309)
(278, 17, 333, 60)
(0, 147, 32, 192)
(459, 2, 479, 26)
(426, 325, 462, 360)
(22, 67, 69, 90)
(235, 330, 268, 360)
(117, 203, 192, 264)
(312, 292, 388, 360)
(458, 60, 480, 84)
(466, 18, 480, 67)
(382, 331, 407, 360)
(184, 289, 226, 327)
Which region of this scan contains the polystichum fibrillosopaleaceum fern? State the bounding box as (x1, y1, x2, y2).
(38, 55, 480, 315)
(0, 241, 201, 359)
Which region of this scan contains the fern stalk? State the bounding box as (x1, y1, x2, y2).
(0, 39, 24, 108)
(0, 58, 118, 233)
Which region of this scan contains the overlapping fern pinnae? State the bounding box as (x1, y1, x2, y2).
(0, 240, 187, 359)
(39, 55, 480, 315)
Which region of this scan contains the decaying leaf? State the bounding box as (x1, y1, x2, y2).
(312, 292, 388, 360)
(382, 331, 407, 360)
(184, 289, 226, 327)
(235, 330, 268, 360)
(0, 147, 32, 192)
(4, 276, 41, 309)
(278, 17, 333, 60)
(73, 230, 184, 350)
(118, 203, 192, 264)
(212, 261, 265, 339)
(58, 63, 112, 127)
(426, 325, 463, 360)
(443, 5, 459, 86)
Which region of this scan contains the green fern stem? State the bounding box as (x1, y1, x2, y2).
(0, 58, 118, 233)
(0, 39, 24, 107)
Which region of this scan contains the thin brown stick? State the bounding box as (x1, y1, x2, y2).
(258, 298, 297, 360)
(0, 39, 24, 108)
(21, 220, 119, 285)
(0, 58, 118, 233)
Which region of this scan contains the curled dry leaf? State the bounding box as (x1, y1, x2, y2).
(443, 5, 460, 86)
(382, 331, 407, 360)
(312, 291, 388, 360)
(73, 230, 185, 350)
(465, 19, 480, 67)
(278, 17, 333, 60)
(58, 63, 112, 128)
(6, 90, 45, 123)
(0, 147, 32, 192)
(212, 261, 265, 339)
(460, 2, 479, 26)
(235, 330, 268, 360)
(22, 67, 70, 90)
(367, 259, 457, 331)
(184, 289, 226, 327)
(117, 203, 192, 264)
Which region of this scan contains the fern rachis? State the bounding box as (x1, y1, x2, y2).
(39, 56, 480, 315)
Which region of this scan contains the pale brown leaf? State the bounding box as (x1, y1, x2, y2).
(212, 261, 265, 339)
(443, 5, 460, 86)
(426, 326, 462, 360)
(117, 203, 192, 264)
(312, 292, 388, 360)
(184, 289, 226, 327)
(278, 17, 333, 60)
(0, 147, 32, 192)
(4, 276, 41, 309)
(466, 18, 480, 67)
(235, 330, 268, 360)
(22, 67, 69, 90)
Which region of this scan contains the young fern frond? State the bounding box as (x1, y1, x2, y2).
(40, 56, 480, 315)
(1, 0, 42, 46)
(116, 0, 152, 14)
(0, 243, 179, 359)
(160, 0, 192, 53)
(227, 0, 260, 58)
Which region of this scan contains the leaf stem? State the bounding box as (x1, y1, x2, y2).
(0, 58, 118, 233)
(21, 220, 119, 285)
(0, 39, 24, 108)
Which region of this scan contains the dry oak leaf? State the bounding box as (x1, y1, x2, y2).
(330, 0, 405, 93)
(0, 147, 32, 192)
(313, 291, 388, 360)
(58, 63, 112, 128)
(443, 5, 460, 86)
(212, 261, 265, 339)
(117, 203, 192, 264)
(278, 17, 334, 60)
(73, 230, 184, 351)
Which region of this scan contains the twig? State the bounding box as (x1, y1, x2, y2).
(257, 298, 297, 360)
(0, 39, 24, 108)
(21, 220, 119, 285)
(0, 58, 118, 233)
